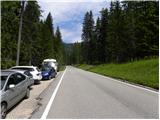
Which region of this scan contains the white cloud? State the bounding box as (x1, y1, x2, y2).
(61, 23, 82, 43)
(39, 2, 108, 22)
(38, 1, 110, 43)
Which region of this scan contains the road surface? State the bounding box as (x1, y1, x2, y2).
(31, 66, 159, 119)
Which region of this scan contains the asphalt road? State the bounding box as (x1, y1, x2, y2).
(32, 66, 159, 119)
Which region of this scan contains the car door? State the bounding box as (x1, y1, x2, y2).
(24, 71, 34, 86)
(51, 68, 55, 77)
(4, 74, 19, 108)
(14, 73, 28, 100)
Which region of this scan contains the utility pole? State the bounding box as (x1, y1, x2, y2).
(16, 1, 25, 66)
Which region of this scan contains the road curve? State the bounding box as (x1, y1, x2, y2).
(35, 66, 159, 118)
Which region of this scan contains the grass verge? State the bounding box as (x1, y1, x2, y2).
(76, 58, 159, 90)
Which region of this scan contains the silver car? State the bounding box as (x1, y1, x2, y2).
(8, 69, 34, 87)
(10, 66, 42, 84)
(0, 70, 30, 119)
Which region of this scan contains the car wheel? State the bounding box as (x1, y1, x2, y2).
(1, 102, 7, 119)
(24, 88, 30, 99)
(49, 75, 52, 80)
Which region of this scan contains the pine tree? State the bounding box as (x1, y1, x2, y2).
(88, 11, 95, 64)
(1, 1, 21, 68)
(55, 26, 65, 65)
(44, 13, 55, 59)
(107, 1, 128, 63)
(46, 12, 54, 36)
(21, 1, 41, 65)
(82, 12, 89, 63)
(94, 17, 101, 64)
(122, 1, 136, 61)
(99, 8, 109, 63)
(82, 11, 94, 64)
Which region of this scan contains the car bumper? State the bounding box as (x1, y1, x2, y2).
(34, 79, 41, 84)
(42, 75, 50, 80)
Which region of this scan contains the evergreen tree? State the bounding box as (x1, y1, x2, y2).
(94, 17, 101, 64)
(46, 12, 54, 36)
(1, 1, 21, 68)
(99, 8, 109, 63)
(21, 1, 41, 65)
(82, 11, 94, 64)
(44, 13, 55, 59)
(55, 26, 65, 65)
(82, 12, 89, 63)
(107, 1, 128, 63)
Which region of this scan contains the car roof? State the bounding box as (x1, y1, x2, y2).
(43, 59, 56, 62)
(11, 66, 36, 68)
(1, 70, 16, 76)
(8, 69, 28, 73)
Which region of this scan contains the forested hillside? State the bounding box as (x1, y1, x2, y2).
(69, 1, 159, 64)
(1, 1, 159, 68)
(1, 1, 65, 69)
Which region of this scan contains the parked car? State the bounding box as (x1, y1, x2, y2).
(41, 65, 56, 80)
(8, 69, 34, 87)
(42, 59, 58, 72)
(0, 70, 30, 119)
(10, 66, 42, 84)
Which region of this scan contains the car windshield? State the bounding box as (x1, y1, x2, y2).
(24, 71, 32, 77)
(42, 67, 50, 71)
(1, 76, 8, 90)
(43, 62, 52, 66)
(12, 68, 34, 71)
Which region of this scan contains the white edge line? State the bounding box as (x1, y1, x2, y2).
(76, 67, 159, 94)
(41, 68, 67, 119)
(100, 74, 159, 94)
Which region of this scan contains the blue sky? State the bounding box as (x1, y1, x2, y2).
(38, 0, 110, 43)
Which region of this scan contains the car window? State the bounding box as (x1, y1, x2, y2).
(15, 73, 26, 84)
(5, 74, 16, 90)
(24, 71, 32, 77)
(1, 76, 8, 90)
(42, 66, 50, 71)
(43, 62, 52, 66)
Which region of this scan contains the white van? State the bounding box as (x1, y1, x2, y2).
(42, 59, 58, 72)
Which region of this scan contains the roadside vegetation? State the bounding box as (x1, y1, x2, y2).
(76, 58, 159, 89)
(66, 1, 158, 65)
(2, 1, 65, 69)
(68, 1, 158, 90)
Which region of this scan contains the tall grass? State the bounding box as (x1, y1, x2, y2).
(76, 58, 159, 89)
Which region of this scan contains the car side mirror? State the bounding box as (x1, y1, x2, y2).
(9, 84, 15, 89)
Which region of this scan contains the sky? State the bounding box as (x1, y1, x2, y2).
(38, 0, 110, 43)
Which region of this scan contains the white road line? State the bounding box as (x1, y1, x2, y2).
(99, 74, 159, 94)
(76, 67, 159, 94)
(41, 68, 67, 119)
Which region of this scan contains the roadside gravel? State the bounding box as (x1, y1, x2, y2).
(6, 76, 57, 119)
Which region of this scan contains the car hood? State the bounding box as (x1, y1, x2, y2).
(42, 71, 49, 74)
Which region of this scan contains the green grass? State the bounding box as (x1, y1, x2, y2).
(76, 58, 159, 89)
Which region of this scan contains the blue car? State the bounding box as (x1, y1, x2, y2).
(41, 66, 56, 80)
